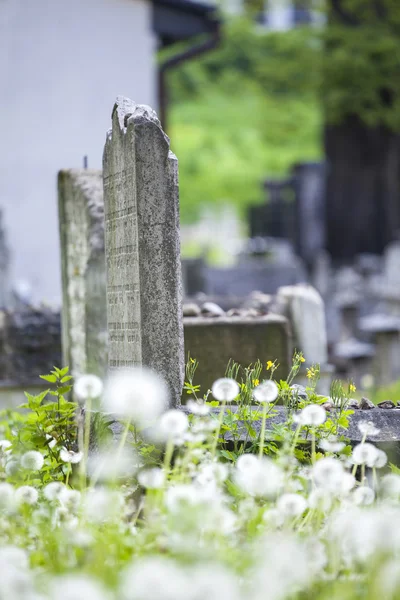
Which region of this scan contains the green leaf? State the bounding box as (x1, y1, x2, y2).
(59, 367, 69, 377)
(40, 374, 57, 383)
(219, 449, 235, 461)
(57, 385, 72, 395)
(60, 375, 73, 383)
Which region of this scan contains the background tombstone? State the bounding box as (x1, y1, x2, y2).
(58, 170, 107, 380)
(184, 315, 291, 395)
(103, 97, 184, 405)
(277, 283, 332, 394)
(292, 161, 326, 268)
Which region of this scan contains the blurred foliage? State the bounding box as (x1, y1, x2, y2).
(167, 18, 323, 223)
(324, 0, 400, 129)
(166, 4, 400, 223)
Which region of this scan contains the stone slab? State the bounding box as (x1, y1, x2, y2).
(58, 169, 107, 379)
(183, 315, 291, 396)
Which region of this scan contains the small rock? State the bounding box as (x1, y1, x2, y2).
(226, 308, 242, 317)
(183, 303, 201, 317)
(377, 400, 396, 409)
(201, 302, 225, 317)
(290, 384, 308, 400)
(347, 398, 360, 410)
(360, 396, 375, 410)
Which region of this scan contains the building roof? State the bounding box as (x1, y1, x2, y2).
(152, 0, 218, 46)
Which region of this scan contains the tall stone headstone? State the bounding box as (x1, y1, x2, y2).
(58, 170, 107, 380)
(103, 97, 184, 405)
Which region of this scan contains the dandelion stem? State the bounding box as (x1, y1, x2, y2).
(117, 417, 132, 457)
(291, 424, 302, 454)
(211, 400, 226, 457)
(65, 463, 71, 488)
(351, 432, 368, 477)
(163, 438, 174, 475)
(311, 428, 316, 464)
(258, 402, 268, 459)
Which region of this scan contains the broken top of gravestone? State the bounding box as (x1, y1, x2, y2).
(103, 97, 184, 406)
(58, 170, 107, 380)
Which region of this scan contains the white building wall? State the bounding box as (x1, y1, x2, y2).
(0, 0, 156, 305)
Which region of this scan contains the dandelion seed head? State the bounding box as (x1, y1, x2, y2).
(158, 410, 189, 440)
(357, 421, 380, 437)
(277, 493, 307, 518)
(21, 451, 44, 471)
(50, 575, 109, 600)
(312, 457, 344, 492)
(211, 378, 239, 402)
(296, 404, 326, 427)
(352, 442, 379, 466)
(15, 486, 38, 506)
(43, 482, 67, 502)
(352, 486, 375, 506)
(186, 399, 210, 416)
(74, 374, 103, 402)
(138, 468, 165, 489)
(103, 367, 168, 423)
(0, 483, 14, 510)
(253, 380, 279, 404)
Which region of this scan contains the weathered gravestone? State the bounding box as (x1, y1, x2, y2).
(103, 97, 184, 405)
(58, 170, 107, 379)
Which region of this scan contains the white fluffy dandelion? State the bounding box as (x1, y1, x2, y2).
(5, 459, 19, 477)
(211, 378, 239, 402)
(0, 440, 12, 454)
(296, 404, 326, 427)
(74, 374, 104, 402)
(60, 448, 83, 464)
(87, 447, 139, 481)
(253, 380, 279, 403)
(21, 451, 44, 471)
(49, 575, 108, 600)
(15, 486, 38, 505)
(138, 467, 165, 490)
(312, 457, 344, 492)
(120, 557, 190, 600)
(159, 410, 189, 440)
(103, 367, 168, 423)
(369, 448, 387, 469)
(352, 486, 375, 506)
(351, 442, 379, 466)
(235, 456, 283, 499)
(277, 493, 307, 518)
(357, 421, 380, 437)
(319, 437, 345, 453)
(43, 482, 67, 502)
(186, 399, 210, 416)
(380, 474, 400, 499)
(0, 483, 14, 510)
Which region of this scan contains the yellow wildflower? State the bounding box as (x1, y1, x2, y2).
(306, 368, 315, 380)
(266, 361, 274, 370)
(253, 379, 259, 387)
(349, 383, 356, 393)
(300, 356, 306, 363)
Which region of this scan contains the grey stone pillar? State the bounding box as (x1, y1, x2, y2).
(103, 97, 184, 405)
